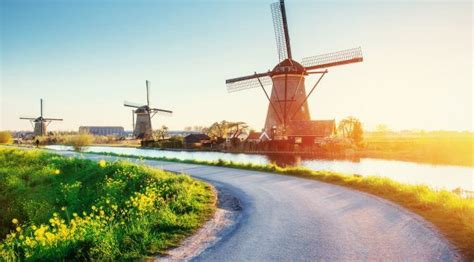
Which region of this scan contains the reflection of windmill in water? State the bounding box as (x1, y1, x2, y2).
(226, 0, 363, 140)
(20, 99, 63, 136)
(124, 80, 172, 140)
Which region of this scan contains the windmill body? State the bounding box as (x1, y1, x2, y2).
(33, 118, 47, 136)
(124, 80, 172, 141)
(20, 99, 63, 137)
(264, 59, 310, 138)
(226, 0, 363, 141)
(134, 106, 153, 139)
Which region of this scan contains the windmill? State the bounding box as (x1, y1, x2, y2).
(124, 80, 172, 140)
(20, 99, 63, 137)
(226, 0, 363, 139)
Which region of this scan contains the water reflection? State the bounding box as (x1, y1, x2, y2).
(45, 145, 474, 192)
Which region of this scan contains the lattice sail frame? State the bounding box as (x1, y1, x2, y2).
(271, 2, 288, 61)
(226, 76, 273, 93)
(301, 47, 363, 69)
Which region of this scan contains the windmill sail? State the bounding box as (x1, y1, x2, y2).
(302, 47, 363, 71)
(151, 108, 173, 116)
(124, 101, 144, 108)
(271, 0, 292, 61)
(43, 118, 63, 121)
(146, 80, 150, 107)
(226, 73, 272, 93)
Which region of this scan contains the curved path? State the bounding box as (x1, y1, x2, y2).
(56, 151, 459, 261)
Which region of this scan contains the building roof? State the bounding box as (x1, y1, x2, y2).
(184, 133, 211, 143)
(287, 120, 336, 137)
(271, 59, 306, 75)
(246, 131, 262, 140)
(79, 126, 124, 129)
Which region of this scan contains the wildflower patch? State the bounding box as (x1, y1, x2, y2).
(0, 148, 215, 260)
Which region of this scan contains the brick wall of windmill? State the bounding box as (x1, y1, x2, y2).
(264, 74, 311, 137)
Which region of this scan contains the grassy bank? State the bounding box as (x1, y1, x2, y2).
(0, 148, 215, 260)
(85, 150, 474, 260)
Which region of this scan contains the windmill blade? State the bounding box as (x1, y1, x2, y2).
(226, 72, 272, 93)
(146, 80, 150, 107)
(43, 118, 63, 121)
(19, 117, 36, 120)
(271, 0, 292, 61)
(151, 108, 173, 116)
(302, 47, 363, 71)
(124, 101, 143, 108)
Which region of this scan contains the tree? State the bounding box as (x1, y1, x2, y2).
(206, 121, 230, 139)
(228, 122, 249, 139)
(154, 125, 169, 140)
(338, 116, 364, 146)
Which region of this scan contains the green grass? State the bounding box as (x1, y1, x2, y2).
(0, 148, 215, 260)
(85, 150, 474, 260)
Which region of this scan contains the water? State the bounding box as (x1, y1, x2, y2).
(46, 145, 474, 192)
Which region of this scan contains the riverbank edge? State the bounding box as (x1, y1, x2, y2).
(79, 150, 473, 260)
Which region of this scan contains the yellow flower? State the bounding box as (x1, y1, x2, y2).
(61, 207, 66, 211)
(54, 169, 60, 175)
(16, 227, 21, 232)
(99, 160, 106, 168)
(11, 218, 18, 224)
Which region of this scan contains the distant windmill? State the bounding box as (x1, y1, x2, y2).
(226, 0, 363, 139)
(124, 80, 172, 140)
(20, 99, 63, 136)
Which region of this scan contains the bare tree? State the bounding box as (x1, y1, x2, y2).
(338, 116, 363, 146)
(154, 125, 169, 140)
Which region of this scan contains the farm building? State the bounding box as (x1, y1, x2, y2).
(246, 131, 271, 143)
(79, 126, 125, 136)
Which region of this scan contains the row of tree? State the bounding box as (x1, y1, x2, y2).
(182, 117, 364, 146)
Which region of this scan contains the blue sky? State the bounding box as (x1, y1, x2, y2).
(1, 0, 472, 131)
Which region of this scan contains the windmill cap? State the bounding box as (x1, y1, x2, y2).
(271, 59, 306, 76)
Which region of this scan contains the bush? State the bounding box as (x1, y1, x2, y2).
(0, 131, 12, 144)
(67, 134, 93, 152)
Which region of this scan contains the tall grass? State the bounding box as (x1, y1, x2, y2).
(0, 148, 215, 260)
(0, 131, 12, 144)
(66, 134, 93, 152)
(86, 150, 474, 260)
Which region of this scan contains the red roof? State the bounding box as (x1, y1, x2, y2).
(246, 131, 262, 140)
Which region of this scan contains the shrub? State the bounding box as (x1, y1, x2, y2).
(67, 134, 93, 152)
(0, 131, 12, 144)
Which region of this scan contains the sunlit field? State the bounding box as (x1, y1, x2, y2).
(0, 148, 215, 260)
(362, 131, 474, 167)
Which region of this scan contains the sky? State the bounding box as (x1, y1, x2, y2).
(1, 0, 472, 132)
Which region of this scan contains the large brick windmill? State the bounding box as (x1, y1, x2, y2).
(124, 80, 172, 140)
(226, 0, 363, 140)
(20, 99, 63, 136)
